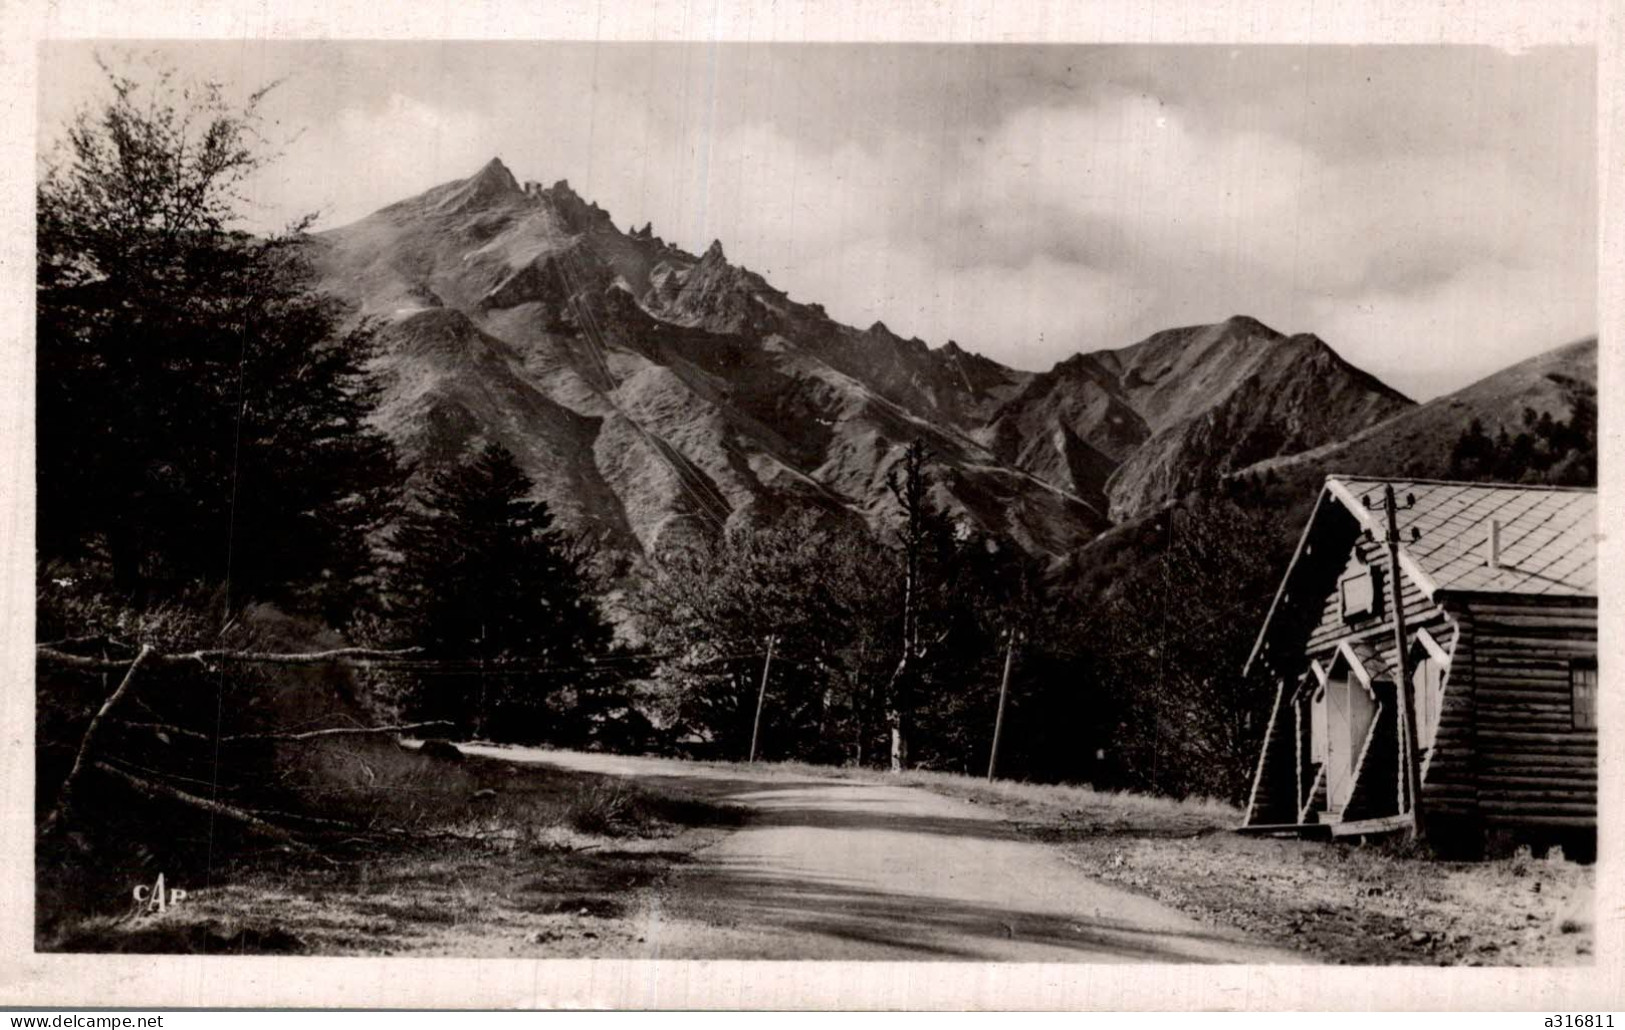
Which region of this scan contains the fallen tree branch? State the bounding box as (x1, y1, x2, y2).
(176, 645, 426, 667)
(41, 644, 154, 836)
(99, 754, 247, 794)
(91, 761, 318, 856)
(37, 644, 424, 672)
(228, 719, 453, 743)
(36, 648, 134, 672)
(237, 806, 362, 831)
(117, 719, 455, 745)
(36, 633, 132, 651)
(111, 721, 213, 744)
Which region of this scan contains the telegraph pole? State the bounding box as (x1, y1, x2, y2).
(748, 635, 777, 763)
(1379, 484, 1425, 839)
(986, 628, 1019, 781)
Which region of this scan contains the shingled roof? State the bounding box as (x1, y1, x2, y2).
(1325, 477, 1597, 598)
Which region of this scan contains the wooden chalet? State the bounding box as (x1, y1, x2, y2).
(1240, 476, 1597, 855)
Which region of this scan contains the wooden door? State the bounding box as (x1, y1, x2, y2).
(1327, 675, 1378, 814)
(1325, 677, 1353, 812)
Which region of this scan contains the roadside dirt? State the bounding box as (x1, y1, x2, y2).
(1031, 824, 1594, 966)
(891, 774, 1596, 966)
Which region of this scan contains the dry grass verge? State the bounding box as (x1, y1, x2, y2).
(39, 747, 743, 956)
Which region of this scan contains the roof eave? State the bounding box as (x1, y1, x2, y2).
(1242, 484, 1331, 679)
(1323, 477, 1442, 601)
(1434, 588, 1598, 606)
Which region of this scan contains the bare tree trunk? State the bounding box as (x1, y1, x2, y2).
(42, 644, 155, 835)
(889, 533, 917, 773)
(885, 439, 931, 774)
(94, 761, 315, 854)
(886, 655, 908, 773)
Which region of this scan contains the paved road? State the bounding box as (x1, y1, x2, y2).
(465, 746, 1300, 963)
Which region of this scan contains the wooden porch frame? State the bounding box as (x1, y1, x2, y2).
(1323, 642, 1385, 820)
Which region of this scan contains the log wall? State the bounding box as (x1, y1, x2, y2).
(1423, 608, 1477, 820)
(1456, 597, 1597, 829)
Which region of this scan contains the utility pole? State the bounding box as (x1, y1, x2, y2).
(987, 627, 1019, 781)
(476, 621, 488, 741)
(748, 634, 777, 763)
(1378, 483, 1425, 840)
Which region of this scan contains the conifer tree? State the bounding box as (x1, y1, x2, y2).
(390, 443, 612, 741)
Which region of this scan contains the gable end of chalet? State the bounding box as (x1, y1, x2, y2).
(1239, 476, 1597, 852)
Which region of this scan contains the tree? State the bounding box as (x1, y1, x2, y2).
(882, 440, 946, 770)
(389, 443, 612, 742)
(908, 530, 1047, 775)
(1086, 498, 1286, 801)
(1447, 391, 1597, 487)
(36, 56, 397, 621)
(631, 509, 895, 762)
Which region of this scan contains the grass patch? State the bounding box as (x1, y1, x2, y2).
(673, 755, 1238, 836)
(37, 743, 740, 956)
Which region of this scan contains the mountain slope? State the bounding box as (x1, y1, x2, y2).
(311, 158, 1417, 563)
(1104, 319, 1413, 519)
(985, 316, 1413, 520)
(313, 160, 1106, 557)
(1065, 334, 1598, 610)
(1251, 335, 1597, 489)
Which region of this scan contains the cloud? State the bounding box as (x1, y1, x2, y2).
(1308, 260, 1596, 399)
(615, 82, 1595, 391)
(792, 237, 1148, 361)
(912, 90, 1592, 392)
(44, 42, 1591, 399)
(251, 92, 500, 227)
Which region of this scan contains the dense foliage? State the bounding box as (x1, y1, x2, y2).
(631, 450, 1112, 784)
(1075, 495, 1289, 799)
(1448, 391, 1597, 486)
(631, 509, 893, 762)
(36, 59, 397, 622)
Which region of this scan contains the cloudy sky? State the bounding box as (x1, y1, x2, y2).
(40, 41, 1596, 399)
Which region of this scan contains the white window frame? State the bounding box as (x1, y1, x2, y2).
(1339, 564, 1378, 622)
(1572, 659, 1598, 731)
(1410, 628, 1450, 751)
(1310, 684, 1328, 764)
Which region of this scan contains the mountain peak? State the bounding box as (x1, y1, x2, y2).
(418, 157, 524, 215)
(1222, 314, 1280, 338)
(703, 239, 726, 262)
(472, 157, 521, 194)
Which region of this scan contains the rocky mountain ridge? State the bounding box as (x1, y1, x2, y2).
(310, 158, 1423, 561)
